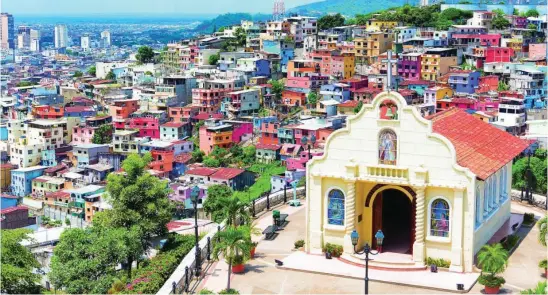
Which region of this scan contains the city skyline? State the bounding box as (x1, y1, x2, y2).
(2, 0, 320, 15)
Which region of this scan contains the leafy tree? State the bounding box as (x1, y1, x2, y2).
(525, 9, 539, 17)
(492, 9, 511, 29)
(268, 79, 284, 106)
(145, 71, 153, 76)
(203, 156, 221, 167)
(16, 81, 34, 87)
(307, 92, 318, 105)
(91, 124, 113, 144)
(234, 27, 247, 47)
(513, 8, 520, 15)
(317, 13, 346, 30)
(87, 65, 96, 76)
(512, 153, 547, 194)
(100, 153, 173, 278)
(230, 145, 243, 159)
(353, 101, 363, 114)
(241, 146, 256, 166)
(192, 149, 205, 162)
(105, 70, 116, 80)
(49, 227, 130, 294)
(204, 185, 234, 222)
(527, 23, 538, 30)
(212, 227, 251, 291)
(73, 71, 83, 78)
(345, 18, 357, 25)
(538, 215, 547, 247)
(218, 26, 226, 32)
(209, 53, 220, 65)
(223, 196, 251, 226)
(1, 229, 41, 294)
(497, 81, 510, 91)
(136, 46, 155, 64)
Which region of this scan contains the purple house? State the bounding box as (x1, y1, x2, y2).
(397, 52, 422, 81)
(448, 70, 480, 94)
(169, 184, 207, 210)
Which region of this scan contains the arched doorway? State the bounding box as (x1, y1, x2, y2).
(372, 188, 414, 254)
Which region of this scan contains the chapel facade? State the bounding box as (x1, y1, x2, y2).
(305, 91, 529, 272)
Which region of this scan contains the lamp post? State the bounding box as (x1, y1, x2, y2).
(350, 230, 382, 295)
(191, 185, 201, 277)
(301, 134, 316, 161)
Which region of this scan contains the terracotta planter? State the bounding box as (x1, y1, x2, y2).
(484, 286, 500, 294)
(544, 268, 547, 277)
(232, 264, 245, 274)
(250, 247, 256, 258)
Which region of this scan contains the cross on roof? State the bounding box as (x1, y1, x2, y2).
(381, 50, 398, 91)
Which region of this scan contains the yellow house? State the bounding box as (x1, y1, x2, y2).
(428, 86, 454, 100)
(305, 92, 528, 272)
(421, 54, 458, 81)
(366, 19, 400, 31)
(354, 32, 393, 64)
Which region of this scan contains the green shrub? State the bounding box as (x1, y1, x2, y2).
(502, 234, 520, 251)
(425, 257, 451, 268)
(199, 289, 216, 294)
(231, 255, 245, 265)
(294, 239, 305, 249)
(219, 288, 240, 294)
(322, 243, 343, 257)
(539, 259, 548, 269)
(524, 213, 536, 224)
(478, 275, 506, 288)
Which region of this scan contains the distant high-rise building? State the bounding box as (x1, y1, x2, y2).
(17, 26, 32, 49)
(0, 13, 15, 49)
(30, 29, 40, 51)
(81, 34, 90, 51)
(54, 24, 68, 48)
(101, 30, 111, 47)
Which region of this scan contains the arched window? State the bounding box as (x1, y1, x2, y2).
(475, 186, 481, 227)
(378, 129, 397, 165)
(327, 189, 345, 226)
(430, 199, 450, 237)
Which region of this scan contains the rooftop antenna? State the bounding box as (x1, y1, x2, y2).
(273, 0, 285, 21)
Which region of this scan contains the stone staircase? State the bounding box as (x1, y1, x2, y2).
(339, 252, 427, 271)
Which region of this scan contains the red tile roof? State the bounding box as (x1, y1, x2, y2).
(185, 167, 218, 177)
(255, 143, 282, 151)
(162, 121, 185, 128)
(338, 100, 360, 108)
(174, 153, 193, 164)
(0, 206, 28, 214)
(65, 106, 94, 113)
(167, 221, 191, 231)
(45, 191, 71, 199)
(192, 113, 224, 120)
(429, 108, 530, 180)
(397, 89, 416, 96)
(210, 167, 245, 180)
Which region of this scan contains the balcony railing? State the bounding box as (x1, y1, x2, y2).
(365, 165, 409, 181)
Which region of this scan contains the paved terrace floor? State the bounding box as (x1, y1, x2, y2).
(198, 201, 546, 294)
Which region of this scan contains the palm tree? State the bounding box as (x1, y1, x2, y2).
(538, 215, 547, 247)
(213, 227, 252, 290)
(223, 197, 251, 227)
(520, 281, 547, 294)
(477, 243, 509, 275)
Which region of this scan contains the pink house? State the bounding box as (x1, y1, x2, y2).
(475, 99, 499, 112)
(127, 117, 160, 139)
(529, 43, 547, 59)
(224, 120, 253, 143)
(286, 150, 324, 171)
(72, 126, 96, 144)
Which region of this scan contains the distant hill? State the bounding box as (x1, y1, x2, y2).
(194, 13, 271, 33)
(288, 0, 419, 17)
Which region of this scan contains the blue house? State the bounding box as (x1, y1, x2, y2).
(171, 153, 192, 179)
(1, 194, 18, 209)
(73, 144, 110, 168)
(64, 106, 96, 118)
(263, 40, 294, 73)
(65, 184, 105, 213)
(255, 59, 271, 77)
(253, 116, 277, 131)
(402, 80, 431, 97)
(0, 125, 7, 141)
(11, 166, 46, 197)
(448, 71, 480, 94)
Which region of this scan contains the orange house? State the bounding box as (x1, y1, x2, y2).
(282, 90, 307, 107)
(199, 123, 234, 155)
(168, 106, 200, 122)
(260, 121, 279, 145)
(32, 105, 64, 119)
(109, 99, 139, 119)
(148, 150, 174, 175)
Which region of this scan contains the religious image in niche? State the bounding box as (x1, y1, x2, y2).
(379, 130, 397, 165)
(380, 100, 398, 120)
(327, 189, 345, 226)
(431, 200, 450, 237)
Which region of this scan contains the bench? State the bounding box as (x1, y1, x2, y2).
(262, 225, 278, 240)
(273, 213, 289, 227)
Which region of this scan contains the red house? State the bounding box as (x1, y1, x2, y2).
(485, 47, 514, 63)
(127, 117, 160, 139)
(477, 75, 499, 93)
(0, 206, 36, 229)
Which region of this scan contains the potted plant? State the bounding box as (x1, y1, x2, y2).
(231, 255, 246, 274)
(477, 243, 509, 294)
(213, 227, 251, 290)
(294, 239, 305, 250)
(250, 242, 258, 258)
(539, 259, 547, 277)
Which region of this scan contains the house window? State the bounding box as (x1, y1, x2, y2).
(378, 129, 397, 165)
(327, 189, 345, 226)
(430, 198, 450, 237)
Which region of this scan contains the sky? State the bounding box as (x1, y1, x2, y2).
(2, 0, 321, 15)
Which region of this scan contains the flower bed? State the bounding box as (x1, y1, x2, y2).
(123, 234, 195, 294)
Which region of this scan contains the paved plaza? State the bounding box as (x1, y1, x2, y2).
(198, 201, 546, 294)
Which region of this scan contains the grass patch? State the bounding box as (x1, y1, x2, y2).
(233, 162, 285, 203)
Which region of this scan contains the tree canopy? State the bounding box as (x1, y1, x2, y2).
(204, 184, 234, 223)
(512, 149, 547, 194)
(91, 124, 113, 144)
(209, 53, 221, 65)
(492, 9, 511, 29)
(49, 227, 131, 294)
(525, 9, 539, 17)
(317, 13, 346, 30)
(105, 70, 116, 80)
(1, 229, 41, 294)
(87, 65, 96, 76)
(136, 46, 155, 64)
(73, 71, 83, 78)
(307, 92, 318, 105)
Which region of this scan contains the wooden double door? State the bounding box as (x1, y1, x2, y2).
(372, 189, 415, 254)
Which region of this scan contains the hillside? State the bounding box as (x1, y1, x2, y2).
(194, 13, 271, 33)
(288, 0, 419, 17)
